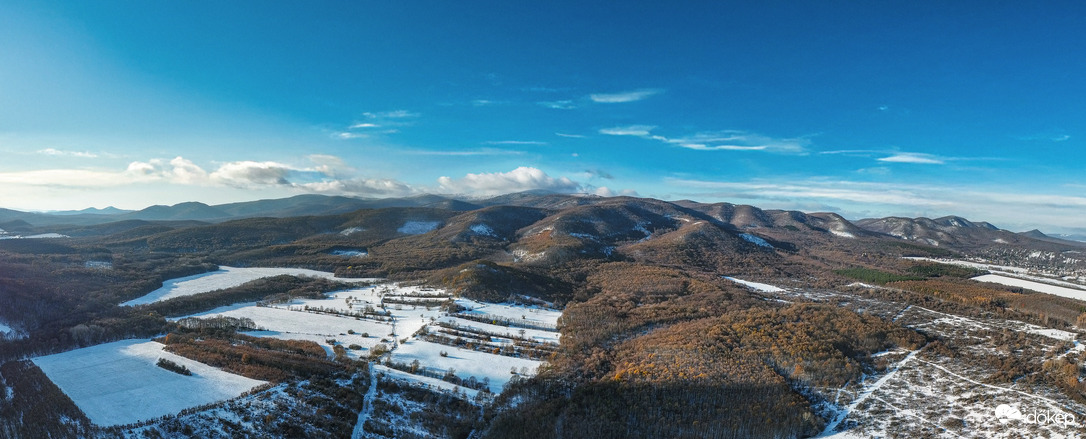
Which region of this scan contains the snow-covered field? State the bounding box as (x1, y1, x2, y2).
(122, 266, 371, 306)
(32, 339, 265, 426)
(438, 315, 560, 344)
(454, 298, 562, 329)
(973, 274, 1086, 301)
(374, 364, 480, 400)
(390, 339, 540, 393)
(152, 269, 563, 413)
(904, 257, 1030, 274)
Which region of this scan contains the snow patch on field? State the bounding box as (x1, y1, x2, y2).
(0, 232, 70, 239)
(470, 223, 497, 237)
(830, 230, 855, 238)
(0, 320, 22, 340)
(331, 249, 368, 258)
(973, 274, 1086, 301)
(122, 266, 366, 306)
(512, 248, 546, 263)
(32, 339, 265, 427)
(340, 227, 365, 236)
(724, 276, 786, 293)
(398, 221, 440, 234)
(1026, 327, 1077, 342)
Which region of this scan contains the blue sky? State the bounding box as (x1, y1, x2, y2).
(2, 1, 1085, 233)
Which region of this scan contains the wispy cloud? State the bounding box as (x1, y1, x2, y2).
(600, 126, 808, 154)
(401, 148, 526, 156)
(555, 132, 586, 138)
(336, 132, 368, 139)
(337, 109, 418, 140)
(483, 140, 548, 145)
(538, 100, 576, 110)
(599, 125, 657, 137)
(589, 88, 663, 103)
(877, 153, 945, 165)
(37, 148, 98, 158)
(1018, 131, 1071, 142)
(362, 110, 419, 119)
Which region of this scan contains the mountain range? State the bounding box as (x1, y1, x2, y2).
(3, 193, 1083, 252)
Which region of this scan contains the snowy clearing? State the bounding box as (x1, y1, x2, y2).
(972, 274, 1086, 301)
(398, 221, 440, 234)
(32, 339, 265, 427)
(122, 266, 369, 306)
(724, 276, 786, 293)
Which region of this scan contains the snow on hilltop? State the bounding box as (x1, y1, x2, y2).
(32, 339, 266, 427)
(121, 266, 367, 306)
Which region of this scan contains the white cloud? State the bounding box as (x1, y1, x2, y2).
(878, 153, 945, 165)
(308, 154, 353, 178)
(349, 123, 380, 129)
(37, 148, 98, 158)
(555, 132, 586, 138)
(589, 88, 663, 103)
(296, 178, 415, 197)
(166, 157, 209, 185)
(591, 186, 639, 197)
(437, 167, 581, 195)
(209, 161, 293, 187)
